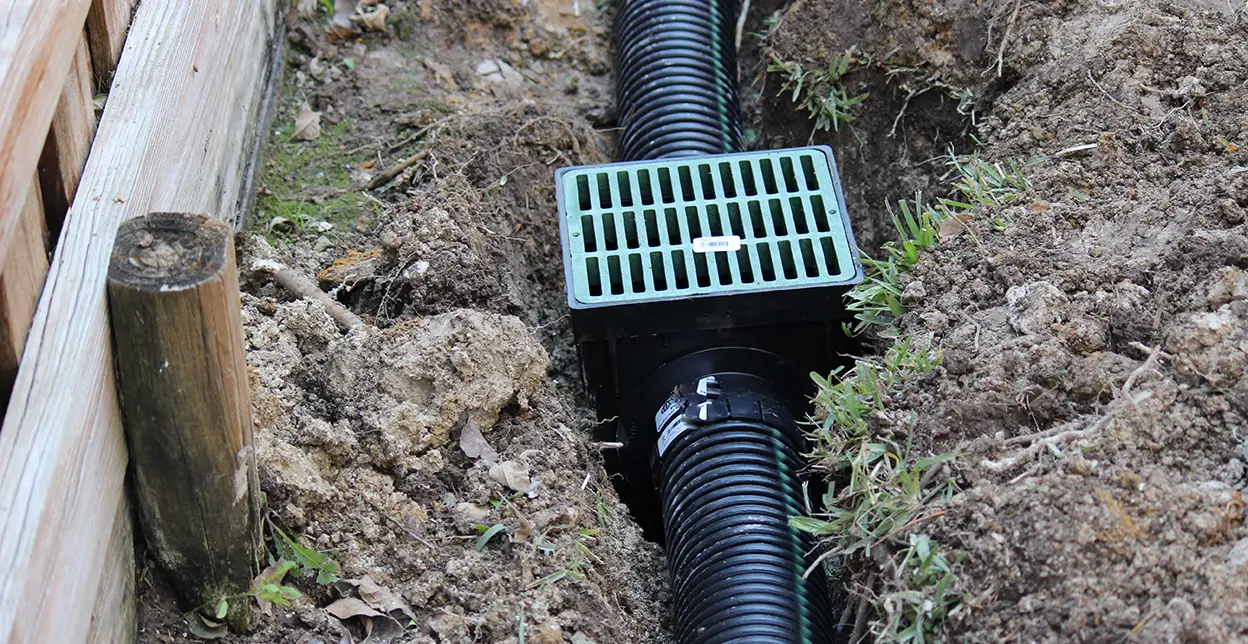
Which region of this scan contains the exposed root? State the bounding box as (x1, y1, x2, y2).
(366, 149, 432, 191)
(251, 259, 365, 331)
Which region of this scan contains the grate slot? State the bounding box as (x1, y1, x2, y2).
(677, 166, 695, 201)
(706, 204, 724, 237)
(597, 173, 612, 208)
(756, 242, 776, 281)
(698, 164, 716, 200)
(800, 154, 820, 191)
(618, 172, 634, 207)
(581, 215, 597, 252)
(767, 199, 788, 236)
(736, 247, 755, 282)
(651, 251, 668, 291)
(628, 253, 646, 293)
(759, 158, 779, 194)
(623, 212, 640, 249)
(719, 162, 737, 198)
(587, 257, 602, 295)
(799, 239, 820, 278)
(726, 203, 746, 238)
(638, 168, 655, 206)
(658, 167, 675, 203)
(780, 156, 799, 193)
(644, 209, 660, 247)
(811, 194, 831, 233)
(671, 250, 690, 289)
(577, 174, 591, 211)
(778, 240, 798, 280)
(664, 207, 681, 244)
(739, 159, 757, 196)
(602, 212, 619, 251)
(787, 197, 810, 235)
(684, 206, 703, 239)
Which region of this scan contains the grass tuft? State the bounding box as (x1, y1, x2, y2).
(796, 153, 1031, 642)
(768, 48, 870, 133)
(845, 153, 1031, 335)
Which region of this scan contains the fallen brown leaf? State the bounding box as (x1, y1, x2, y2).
(352, 4, 390, 32)
(293, 101, 322, 141)
(356, 576, 417, 623)
(328, 596, 382, 620)
(459, 419, 499, 464)
(938, 213, 974, 241)
(296, 0, 318, 19)
(489, 460, 534, 494)
(186, 613, 228, 640)
(327, 0, 360, 42)
(252, 559, 293, 616)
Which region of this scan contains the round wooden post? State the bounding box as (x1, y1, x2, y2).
(107, 213, 258, 632)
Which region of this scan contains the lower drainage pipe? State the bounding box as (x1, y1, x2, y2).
(653, 374, 834, 644)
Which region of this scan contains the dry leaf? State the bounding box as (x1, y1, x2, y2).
(352, 4, 390, 32)
(328, 597, 383, 620)
(454, 502, 490, 521)
(361, 613, 405, 643)
(512, 513, 534, 544)
(489, 460, 536, 495)
(459, 419, 499, 464)
(293, 101, 322, 141)
(356, 576, 417, 623)
(186, 613, 228, 640)
(327, 0, 360, 42)
(252, 559, 293, 616)
(938, 213, 974, 241)
(296, 0, 318, 19)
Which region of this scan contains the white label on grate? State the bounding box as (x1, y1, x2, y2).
(692, 235, 741, 253)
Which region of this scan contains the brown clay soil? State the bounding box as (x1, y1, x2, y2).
(136, 0, 1248, 643)
(767, 0, 1248, 641)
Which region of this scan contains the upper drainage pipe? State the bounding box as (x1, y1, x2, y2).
(617, 0, 744, 160)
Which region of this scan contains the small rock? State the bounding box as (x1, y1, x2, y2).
(1228, 538, 1248, 569)
(902, 280, 928, 302)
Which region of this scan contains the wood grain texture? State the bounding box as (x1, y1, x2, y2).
(86, 0, 140, 90)
(86, 498, 137, 644)
(0, 0, 94, 269)
(0, 179, 50, 408)
(39, 33, 98, 236)
(108, 214, 257, 632)
(0, 1, 283, 642)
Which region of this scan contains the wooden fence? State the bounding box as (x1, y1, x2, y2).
(0, 1, 282, 641)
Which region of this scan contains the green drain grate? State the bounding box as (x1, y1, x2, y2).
(557, 146, 862, 308)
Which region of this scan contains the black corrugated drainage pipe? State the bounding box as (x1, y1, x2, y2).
(617, 0, 744, 160)
(615, 4, 836, 641)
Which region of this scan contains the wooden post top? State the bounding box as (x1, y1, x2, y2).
(109, 212, 231, 291)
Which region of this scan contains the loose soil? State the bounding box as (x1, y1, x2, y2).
(765, 0, 1248, 641)
(135, 0, 1248, 643)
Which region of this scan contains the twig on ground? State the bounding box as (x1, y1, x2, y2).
(996, 0, 1023, 77)
(981, 413, 1114, 472)
(366, 149, 431, 191)
(588, 441, 624, 450)
(251, 259, 365, 331)
(871, 511, 946, 548)
(365, 497, 434, 549)
(735, 0, 751, 52)
(1122, 342, 1168, 399)
(850, 585, 873, 644)
(387, 116, 455, 153)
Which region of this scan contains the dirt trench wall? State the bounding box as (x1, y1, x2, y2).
(767, 0, 1248, 641)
